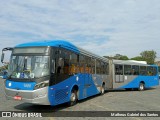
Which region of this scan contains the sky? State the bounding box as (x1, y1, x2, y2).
(0, 0, 160, 65)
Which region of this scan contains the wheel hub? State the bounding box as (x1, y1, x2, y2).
(140, 85, 144, 90)
(71, 93, 76, 102)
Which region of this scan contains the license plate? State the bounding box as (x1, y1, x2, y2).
(14, 96, 22, 100)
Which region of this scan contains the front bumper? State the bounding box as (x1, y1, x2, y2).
(5, 87, 50, 105)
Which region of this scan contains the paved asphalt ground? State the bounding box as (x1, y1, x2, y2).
(0, 77, 160, 120)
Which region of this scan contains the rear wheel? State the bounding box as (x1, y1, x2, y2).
(139, 83, 145, 91)
(101, 84, 105, 95)
(69, 90, 77, 106)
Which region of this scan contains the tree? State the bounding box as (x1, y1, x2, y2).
(113, 54, 129, 60)
(104, 54, 129, 60)
(130, 56, 145, 61)
(0, 65, 8, 73)
(140, 50, 156, 64)
(119, 55, 129, 60)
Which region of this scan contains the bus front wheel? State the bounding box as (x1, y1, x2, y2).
(101, 84, 105, 95)
(69, 90, 77, 106)
(138, 82, 145, 91)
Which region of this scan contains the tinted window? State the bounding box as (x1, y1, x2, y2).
(69, 52, 78, 74)
(132, 65, 139, 75)
(96, 60, 101, 74)
(147, 66, 157, 76)
(79, 55, 85, 73)
(13, 47, 49, 54)
(105, 63, 109, 75)
(124, 65, 131, 75)
(85, 56, 92, 73)
(91, 58, 95, 74)
(101, 62, 104, 74)
(140, 66, 147, 75)
(115, 64, 123, 75)
(153, 67, 157, 76)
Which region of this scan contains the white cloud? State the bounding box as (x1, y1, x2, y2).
(0, 0, 160, 66)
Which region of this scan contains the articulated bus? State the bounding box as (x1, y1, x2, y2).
(1, 40, 159, 106)
(112, 60, 159, 91)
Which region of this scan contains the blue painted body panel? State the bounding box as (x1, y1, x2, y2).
(4, 74, 102, 106)
(3, 75, 7, 79)
(15, 40, 80, 54)
(48, 73, 100, 106)
(6, 80, 36, 90)
(118, 75, 159, 89)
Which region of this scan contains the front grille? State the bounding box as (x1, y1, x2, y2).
(55, 88, 68, 103)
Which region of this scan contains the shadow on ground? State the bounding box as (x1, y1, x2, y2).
(14, 87, 156, 112)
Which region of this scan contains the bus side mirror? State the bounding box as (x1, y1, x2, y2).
(1, 47, 13, 64)
(1, 53, 4, 63)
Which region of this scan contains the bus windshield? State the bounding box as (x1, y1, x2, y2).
(8, 56, 50, 79)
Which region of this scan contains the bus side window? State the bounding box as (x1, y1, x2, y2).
(91, 58, 95, 74)
(86, 56, 92, 74)
(57, 49, 70, 74)
(57, 49, 65, 74)
(124, 65, 131, 75)
(79, 55, 85, 73)
(132, 65, 139, 75)
(140, 66, 147, 76)
(69, 52, 78, 75)
(147, 66, 157, 76)
(101, 62, 105, 74)
(153, 67, 157, 76)
(101, 62, 108, 75)
(57, 58, 64, 73)
(147, 66, 153, 76)
(115, 64, 123, 75)
(106, 63, 109, 75)
(96, 60, 101, 74)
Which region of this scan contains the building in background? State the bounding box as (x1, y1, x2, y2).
(155, 61, 160, 66)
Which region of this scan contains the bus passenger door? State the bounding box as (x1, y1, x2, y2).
(84, 64, 91, 87)
(115, 64, 124, 83)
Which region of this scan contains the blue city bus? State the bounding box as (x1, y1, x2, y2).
(1, 40, 108, 106)
(112, 60, 159, 91)
(1, 40, 159, 106)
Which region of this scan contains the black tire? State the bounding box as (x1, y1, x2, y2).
(138, 83, 145, 91)
(125, 88, 132, 91)
(68, 90, 78, 106)
(101, 84, 105, 95)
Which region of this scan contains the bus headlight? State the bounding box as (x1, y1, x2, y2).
(34, 81, 49, 90)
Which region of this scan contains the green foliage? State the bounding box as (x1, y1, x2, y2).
(130, 56, 145, 61)
(113, 54, 129, 60)
(111, 50, 156, 64)
(140, 50, 156, 64)
(0, 65, 8, 72)
(119, 56, 129, 60)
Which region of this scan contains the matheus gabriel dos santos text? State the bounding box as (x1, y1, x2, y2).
(111, 112, 159, 117)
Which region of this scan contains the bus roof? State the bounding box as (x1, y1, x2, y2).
(113, 59, 148, 65)
(15, 40, 108, 62)
(16, 40, 76, 48)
